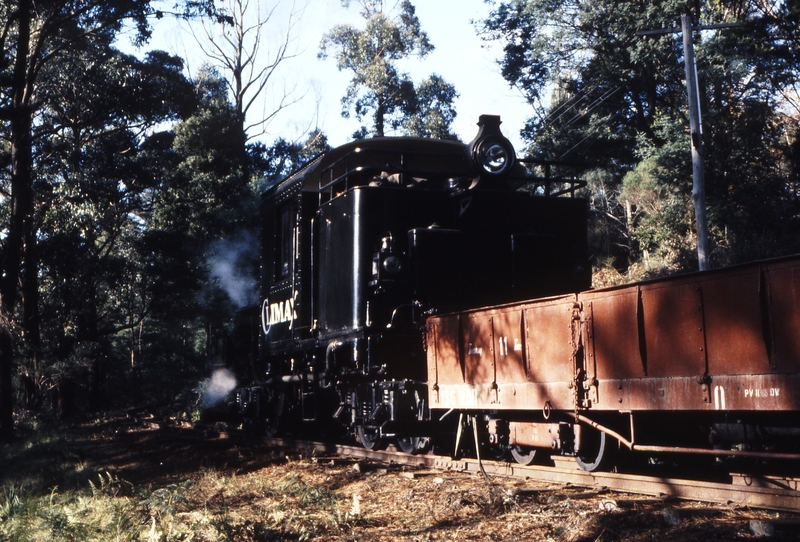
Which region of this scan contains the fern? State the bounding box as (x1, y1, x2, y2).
(138, 480, 194, 519)
(0, 484, 23, 520)
(89, 471, 133, 498)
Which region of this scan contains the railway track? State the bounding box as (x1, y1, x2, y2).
(264, 436, 800, 513)
(139, 414, 800, 512)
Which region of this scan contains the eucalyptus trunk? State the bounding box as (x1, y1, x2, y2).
(1, 0, 38, 439)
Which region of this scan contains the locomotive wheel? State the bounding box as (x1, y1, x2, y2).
(396, 436, 431, 455)
(576, 427, 617, 472)
(510, 445, 548, 466)
(357, 425, 385, 450)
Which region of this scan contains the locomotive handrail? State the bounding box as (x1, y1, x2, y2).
(318, 147, 465, 203)
(516, 156, 587, 197)
(319, 146, 466, 204)
(516, 177, 587, 197)
(316, 145, 589, 203)
(320, 164, 405, 192)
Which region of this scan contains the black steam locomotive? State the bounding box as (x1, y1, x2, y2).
(233, 115, 590, 451)
(229, 115, 800, 472)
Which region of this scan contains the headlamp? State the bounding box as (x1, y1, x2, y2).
(466, 115, 516, 187)
(478, 141, 513, 175)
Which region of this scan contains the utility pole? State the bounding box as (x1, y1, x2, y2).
(681, 13, 710, 271)
(638, 16, 738, 271)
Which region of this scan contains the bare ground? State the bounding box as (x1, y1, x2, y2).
(2, 416, 799, 541)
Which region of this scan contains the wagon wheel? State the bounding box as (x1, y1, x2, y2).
(357, 425, 385, 450)
(510, 445, 549, 466)
(575, 427, 617, 472)
(396, 436, 431, 455)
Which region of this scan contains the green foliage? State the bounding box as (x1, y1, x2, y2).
(617, 117, 696, 275)
(251, 129, 332, 191)
(274, 473, 342, 507)
(16, 45, 202, 415)
(0, 3, 274, 420)
(0, 477, 194, 541)
(89, 472, 134, 499)
(139, 480, 194, 518)
(402, 75, 459, 139)
(0, 0, 256, 437)
(319, 0, 458, 138)
(0, 484, 28, 522)
(0, 465, 353, 542)
(482, 0, 800, 277)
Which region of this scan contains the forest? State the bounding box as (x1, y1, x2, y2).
(0, 0, 798, 438)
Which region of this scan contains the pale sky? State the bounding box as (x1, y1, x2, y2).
(131, 0, 532, 151)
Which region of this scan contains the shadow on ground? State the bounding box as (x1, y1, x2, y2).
(0, 416, 284, 494)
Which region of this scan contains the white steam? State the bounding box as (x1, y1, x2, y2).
(207, 231, 258, 308)
(199, 368, 238, 409)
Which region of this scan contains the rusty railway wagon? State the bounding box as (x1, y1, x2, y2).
(427, 256, 800, 470)
(232, 115, 800, 472)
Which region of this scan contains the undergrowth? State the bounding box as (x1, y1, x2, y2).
(0, 464, 356, 541)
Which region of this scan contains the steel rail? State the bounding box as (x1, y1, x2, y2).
(265, 437, 800, 512)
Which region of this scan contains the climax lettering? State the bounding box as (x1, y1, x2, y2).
(261, 296, 297, 334)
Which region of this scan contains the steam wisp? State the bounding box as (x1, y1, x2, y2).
(207, 231, 258, 308)
(199, 368, 237, 409)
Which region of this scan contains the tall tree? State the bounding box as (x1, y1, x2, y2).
(188, 0, 304, 141)
(251, 128, 331, 190)
(32, 46, 195, 413)
(481, 0, 800, 278)
(0, 0, 215, 437)
(319, 0, 458, 139)
(1, 0, 125, 437)
(401, 74, 458, 139)
(158, 66, 256, 240)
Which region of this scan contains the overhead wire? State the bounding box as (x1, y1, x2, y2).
(537, 79, 605, 127)
(529, 18, 684, 159)
(563, 84, 624, 128)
